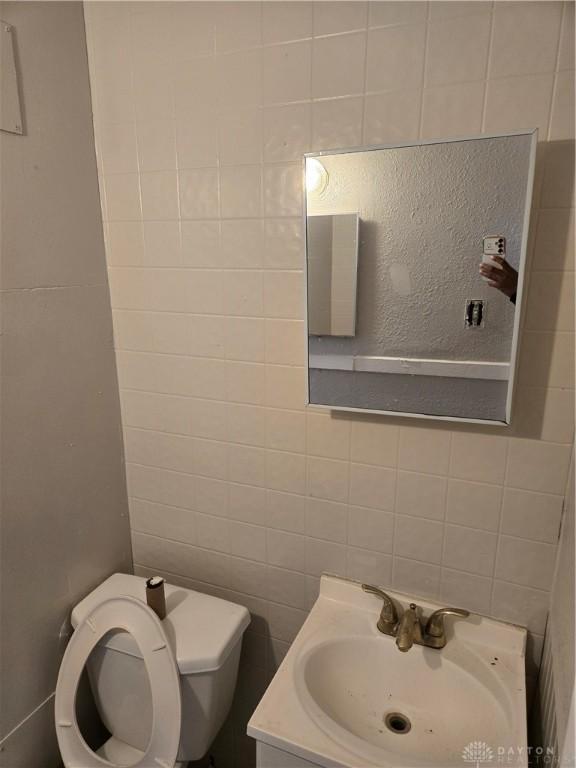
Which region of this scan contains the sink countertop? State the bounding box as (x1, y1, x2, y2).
(248, 574, 528, 768)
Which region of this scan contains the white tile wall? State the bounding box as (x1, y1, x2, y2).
(84, 2, 574, 763)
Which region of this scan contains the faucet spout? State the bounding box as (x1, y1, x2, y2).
(396, 603, 420, 652)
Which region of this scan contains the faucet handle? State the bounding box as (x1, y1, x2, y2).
(425, 607, 470, 638)
(361, 584, 398, 631)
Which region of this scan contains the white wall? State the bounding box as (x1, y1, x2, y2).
(0, 3, 132, 765)
(83, 2, 575, 764)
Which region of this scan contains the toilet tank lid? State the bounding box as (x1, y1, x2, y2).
(71, 574, 250, 674)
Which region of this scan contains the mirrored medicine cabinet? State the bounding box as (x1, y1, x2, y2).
(304, 130, 537, 426)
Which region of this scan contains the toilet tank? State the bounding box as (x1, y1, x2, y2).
(71, 574, 250, 762)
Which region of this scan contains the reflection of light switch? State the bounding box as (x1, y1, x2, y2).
(465, 299, 485, 328)
(483, 236, 506, 256)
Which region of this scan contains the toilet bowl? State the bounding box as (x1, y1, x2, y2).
(55, 574, 250, 768)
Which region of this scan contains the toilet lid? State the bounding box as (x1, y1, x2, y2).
(55, 596, 182, 768)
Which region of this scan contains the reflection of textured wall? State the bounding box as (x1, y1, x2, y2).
(310, 370, 508, 421)
(308, 135, 533, 363)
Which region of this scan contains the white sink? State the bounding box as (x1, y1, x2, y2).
(248, 575, 527, 768)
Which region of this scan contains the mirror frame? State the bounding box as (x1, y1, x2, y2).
(303, 129, 538, 426)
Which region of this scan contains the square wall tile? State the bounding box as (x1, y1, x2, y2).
(103, 174, 141, 221)
(312, 97, 363, 151)
(140, 171, 179, 220)
(421, 82, 484, 139)
(398, 427, 451, 475)
(315, 2, 368, 35)
(263, 41, 312, 104)
(312, 32, 366, 98)
(501, 488, 563, 544)
(136, 120, 176, 171)
(450, 433, 508, 485)
(264, 103, 312, 163)
(349, 463, 396, 510)
(179, 169, 219, 219)
(443, 524, 498, 577)
(218, 106, 263, 166)
(307, 456, 349, 502)
(306, 497, 348, 543)
(350, 419, 398, 467)
(366, 24, 426, 92)
(484, 74, 554, 136)
(99, 122, 138, 174)
(214, 2, 262, 54)
(446, 479, 502, 532)
(267, 529, 306, 571)
(495, 535, 557, 590)
(533, 209, 574, 271)
(491, 2, 562, 79)
(347, 547, 392, 585)
(176, 115, 218, 169)
(263, 2, 313, 44)
(506, 439, 572, 494)
(348, 505, 393, 553)
(396, 470, 447, 521)
(264, 164, 302, 217)
(549, 69, 575, 141)
(395, 516, 444, 564)
(363, 90, 421, 144)
(369, 1, 427, 27)
(558, 0, 575, 70)
(220, 166, 262, 218)
(306, 412, 351, 460)
(426, 13, 491, 87)
(264, 271, 304, 320)
(491, 580, 550, 634)
(393, 557, 440, 600)
(440, 569, 492, 615)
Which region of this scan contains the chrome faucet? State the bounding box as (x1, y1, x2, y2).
(362, 584, 470, 652)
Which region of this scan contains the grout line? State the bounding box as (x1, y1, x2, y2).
(489, 435, 511, 614)
(480, 1, 496, 132)
(546, 1, 567, 142)
(416, 1, 432, 140)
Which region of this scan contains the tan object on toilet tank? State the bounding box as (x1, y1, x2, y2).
(145, 576, 167, 619)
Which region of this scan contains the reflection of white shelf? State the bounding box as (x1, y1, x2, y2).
(309, 354, 510, 381)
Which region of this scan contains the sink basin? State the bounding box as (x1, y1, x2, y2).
(297, 636, 513, 766)
(248, 575, 527, 768)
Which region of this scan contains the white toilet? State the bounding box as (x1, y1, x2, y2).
(55, 573, 250, 768)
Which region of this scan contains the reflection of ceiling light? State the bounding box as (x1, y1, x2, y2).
(306, 158, 329, 194)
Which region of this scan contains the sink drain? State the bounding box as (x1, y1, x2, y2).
(384, 712, 412, 735)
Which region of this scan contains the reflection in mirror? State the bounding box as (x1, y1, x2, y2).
(305, 131, 537, 425)
(307, 213, 359, 337)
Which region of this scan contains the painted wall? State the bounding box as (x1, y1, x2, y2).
(0, 3, 132, 765)
(83, 2, 574, 764)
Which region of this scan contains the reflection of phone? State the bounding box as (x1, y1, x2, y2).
(482, 236, 506, 263)
(482, 237, 506, 282)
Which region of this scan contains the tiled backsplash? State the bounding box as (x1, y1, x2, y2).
(84, 2, 574, 763)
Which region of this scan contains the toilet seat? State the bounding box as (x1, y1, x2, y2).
(55, 595, 182, 768)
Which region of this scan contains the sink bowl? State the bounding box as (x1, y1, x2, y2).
(297, 636, 513, 766)
(248, 575, 527, 768)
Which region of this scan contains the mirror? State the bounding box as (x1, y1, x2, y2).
(305, 131, 537, 425)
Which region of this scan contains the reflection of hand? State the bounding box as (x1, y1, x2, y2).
(479, 256, 518, 299)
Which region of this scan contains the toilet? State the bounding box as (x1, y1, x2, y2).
(55, 573, 250, 768)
